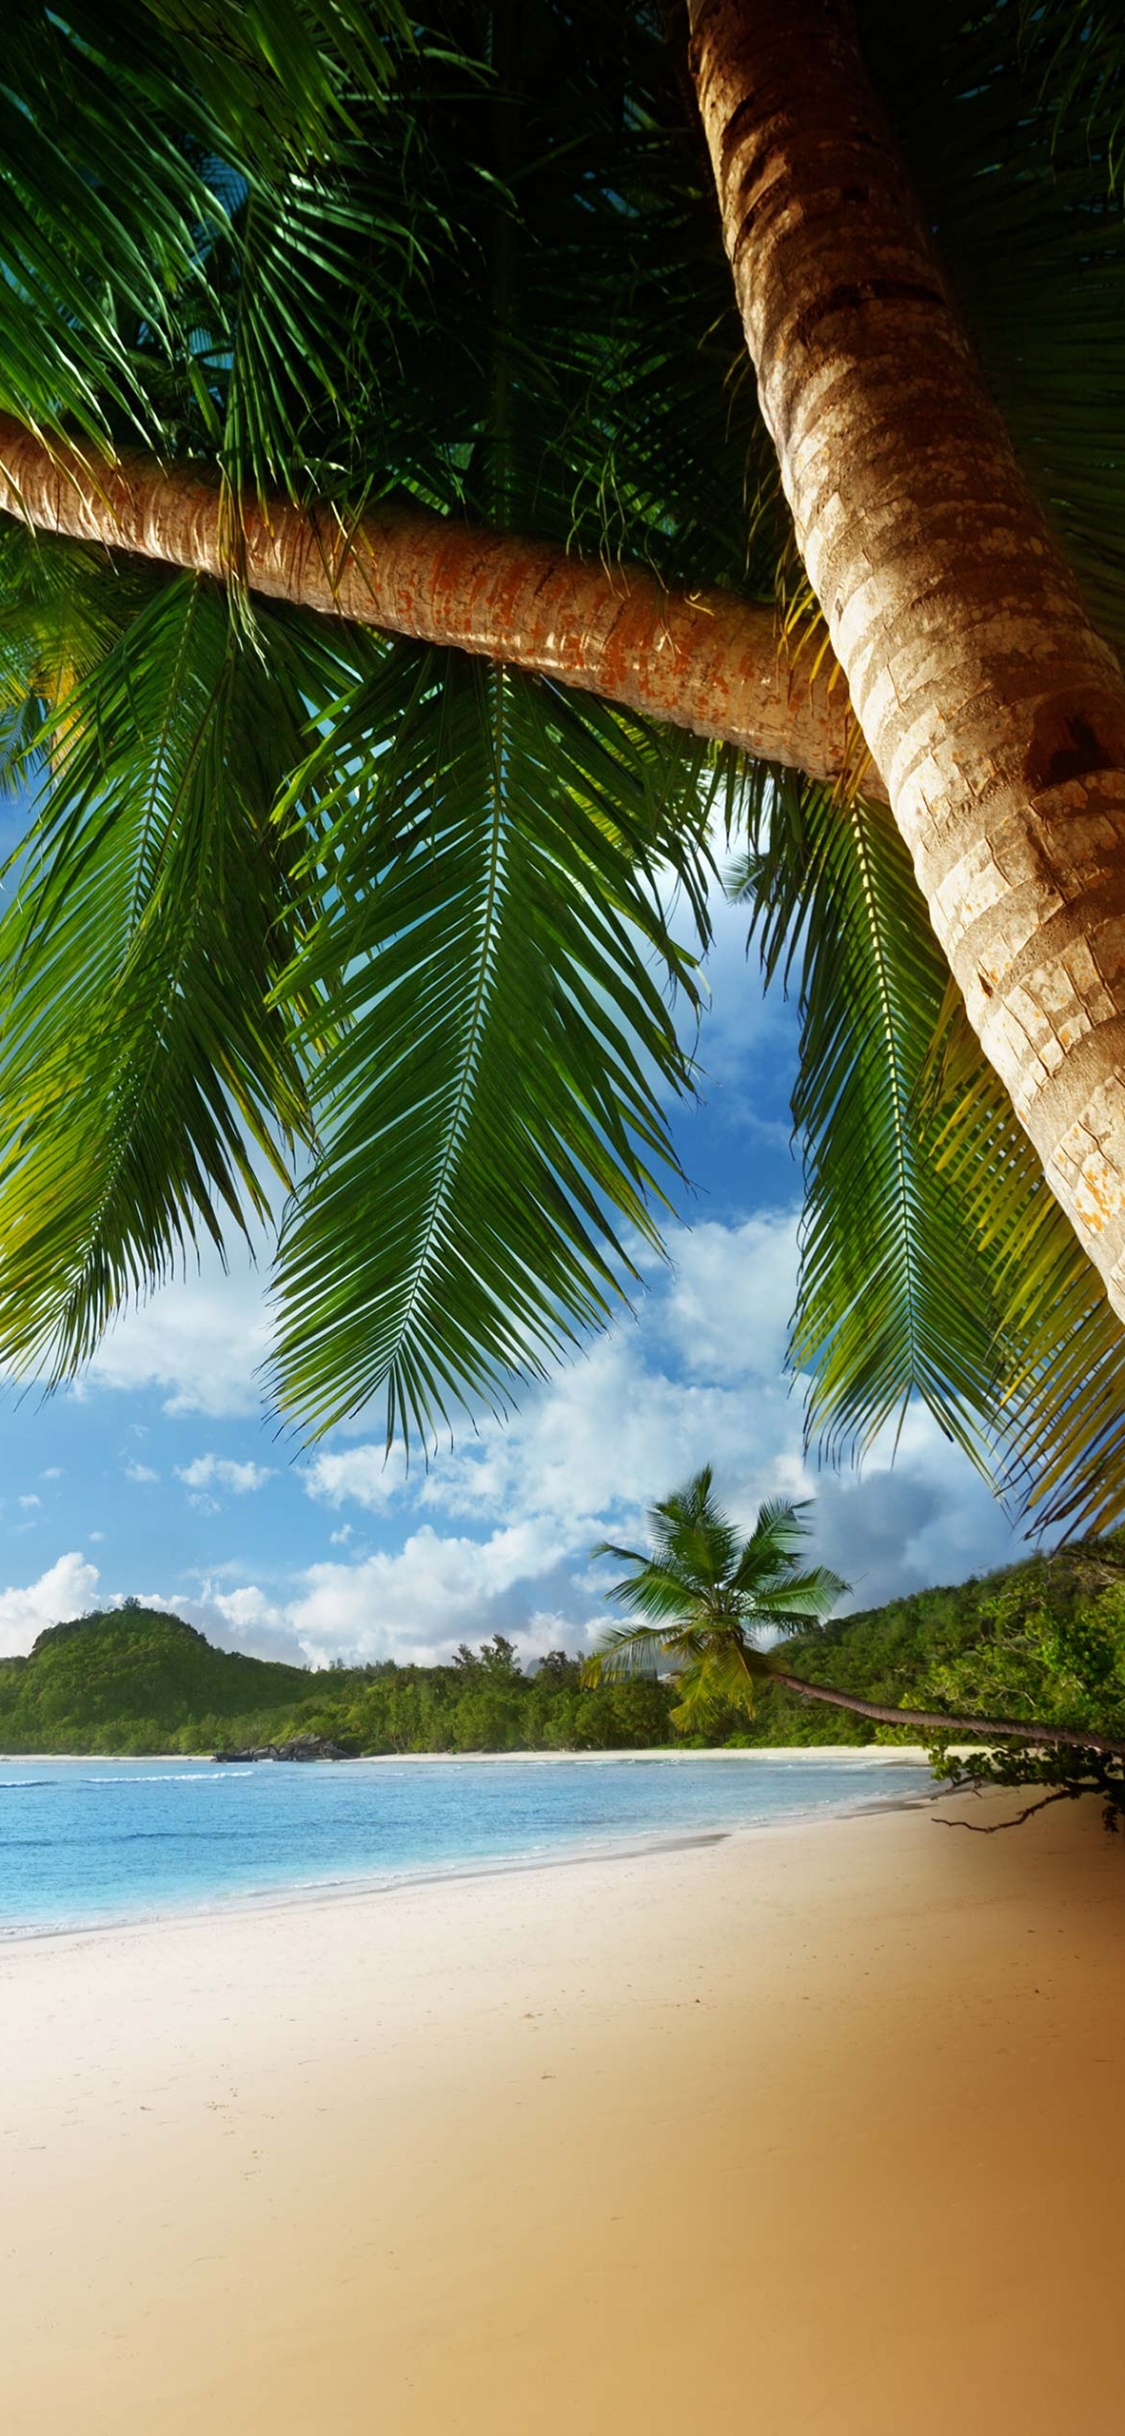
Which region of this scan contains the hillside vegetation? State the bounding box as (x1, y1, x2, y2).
(0, 1606, 673, 1755)
(752, 1532, 1125, 1746)
(2, 1537, 1125, 1758)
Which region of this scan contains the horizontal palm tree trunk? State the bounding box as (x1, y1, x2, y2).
(771, 1669, 1125, 1761)
(690, 0, 1125, 1327)
(0, 414, 867, 793)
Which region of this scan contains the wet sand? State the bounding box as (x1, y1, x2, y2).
(2, 1787, 1122, 2434)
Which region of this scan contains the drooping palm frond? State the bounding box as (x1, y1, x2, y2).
(209, 154, 428, 517)
(924, 998, 1125, 1537)
(733, 771, 1004, 1467)
(0, 523, 150, 790)
(0, 2, 410, 448)
(139, 0, 413, 156)
(1019, 1, 1125, 190)
(737, 760, 1125, 1536)
(0, 567, 353, 1379)
(269, 641, 713, 1444)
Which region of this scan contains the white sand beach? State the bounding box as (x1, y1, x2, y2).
(3, 1787, 1123, 2434)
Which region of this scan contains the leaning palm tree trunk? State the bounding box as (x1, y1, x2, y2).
(769, 1670, 1125, 1761)
(0, 413, 863, 791)
(690, 0, 1125, 1328)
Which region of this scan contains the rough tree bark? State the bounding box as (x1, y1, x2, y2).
(0, 413, 866, 793)
(689, 0, 1125, 1328)
(769, 1669, 1125, 1761)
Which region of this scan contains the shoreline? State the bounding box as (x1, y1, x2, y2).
(0, 1740, 938, 1764)
(4, 1789, 1122, 2435)
(0, 1768, 939, 1948)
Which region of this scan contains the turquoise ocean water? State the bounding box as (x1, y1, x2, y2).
(0, 1752, 930, 1935)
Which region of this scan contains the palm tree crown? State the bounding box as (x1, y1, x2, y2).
(0, 3, 1124, 1526)
(590, 1469, 846, 1731)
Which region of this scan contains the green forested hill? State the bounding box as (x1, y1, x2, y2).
(0, 1605, 315, 1754)
(751, 1531, 1125, 1749)
(0, 1606, 675, 1754)
(2, 1534, 1125, 1756)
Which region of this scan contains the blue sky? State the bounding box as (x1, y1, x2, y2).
(0, 836, 1031, 1666)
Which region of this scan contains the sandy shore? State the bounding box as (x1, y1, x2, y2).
(3, 1788, 1123, 2434)
(3, 1742, 943, 1761)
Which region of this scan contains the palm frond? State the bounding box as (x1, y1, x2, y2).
(730, 1492, 817, 1579)
(207, 142, 434, 518)
(1018, 1, 1125, 188)
(926, 997, 1125, 1536)
(0, 25, 208, 440)
(587, 1622, 685, 1682)
(735, 772, 1003, 1467)
(738, 769, 1125, 1532)
(741, 1567, 849, 1630)
(596, 1555, 720, 1629)
(669, 1638, 763, 1720)
(0, 523, 149, 790)
(0, 1, 412, 447)
(269, 642, 712, 1444)
(139, 0, 413, 157)
(0, 569, 346, 1378)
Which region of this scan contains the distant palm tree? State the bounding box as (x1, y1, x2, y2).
(590, 1469, 845, 1733)
(589, 1468, 1125, 1759)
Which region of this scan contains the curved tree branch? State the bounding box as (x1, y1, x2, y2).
(769, 1669, 1125, 1759)
(0, 413, 874, 793)
(934, 1789, 1080, 1832)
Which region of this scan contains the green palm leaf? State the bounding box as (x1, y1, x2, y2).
(925, 1000, 1125, 1536)
(205, 139, 434, 518)
(739, 761, 1125, 1535)
(269, 641, 712, 1444)
(0, 1, 410, 447)
(0, 567, 344, 1378)
(0, 523, 148, 790)
(735, 772, 1003, 1466)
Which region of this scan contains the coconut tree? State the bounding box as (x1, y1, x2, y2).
(590, 1467, 1125, 1759)
(590, 1471, 847, 1732)
(0, 2, 1123, 1526)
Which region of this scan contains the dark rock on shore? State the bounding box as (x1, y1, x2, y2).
(212, 1733, 350, 1763)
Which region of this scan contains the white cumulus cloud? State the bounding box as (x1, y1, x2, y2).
(0, 1552, 101, 1657)
(303, 1210, 807, 1556)
(288, 1519, 584, 1668)
(176, 1454, 274, 1496)
(657, 1211, 799, 1383)
(80, 1240, 272, 1417)
(304, 1442, 406, 1511)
